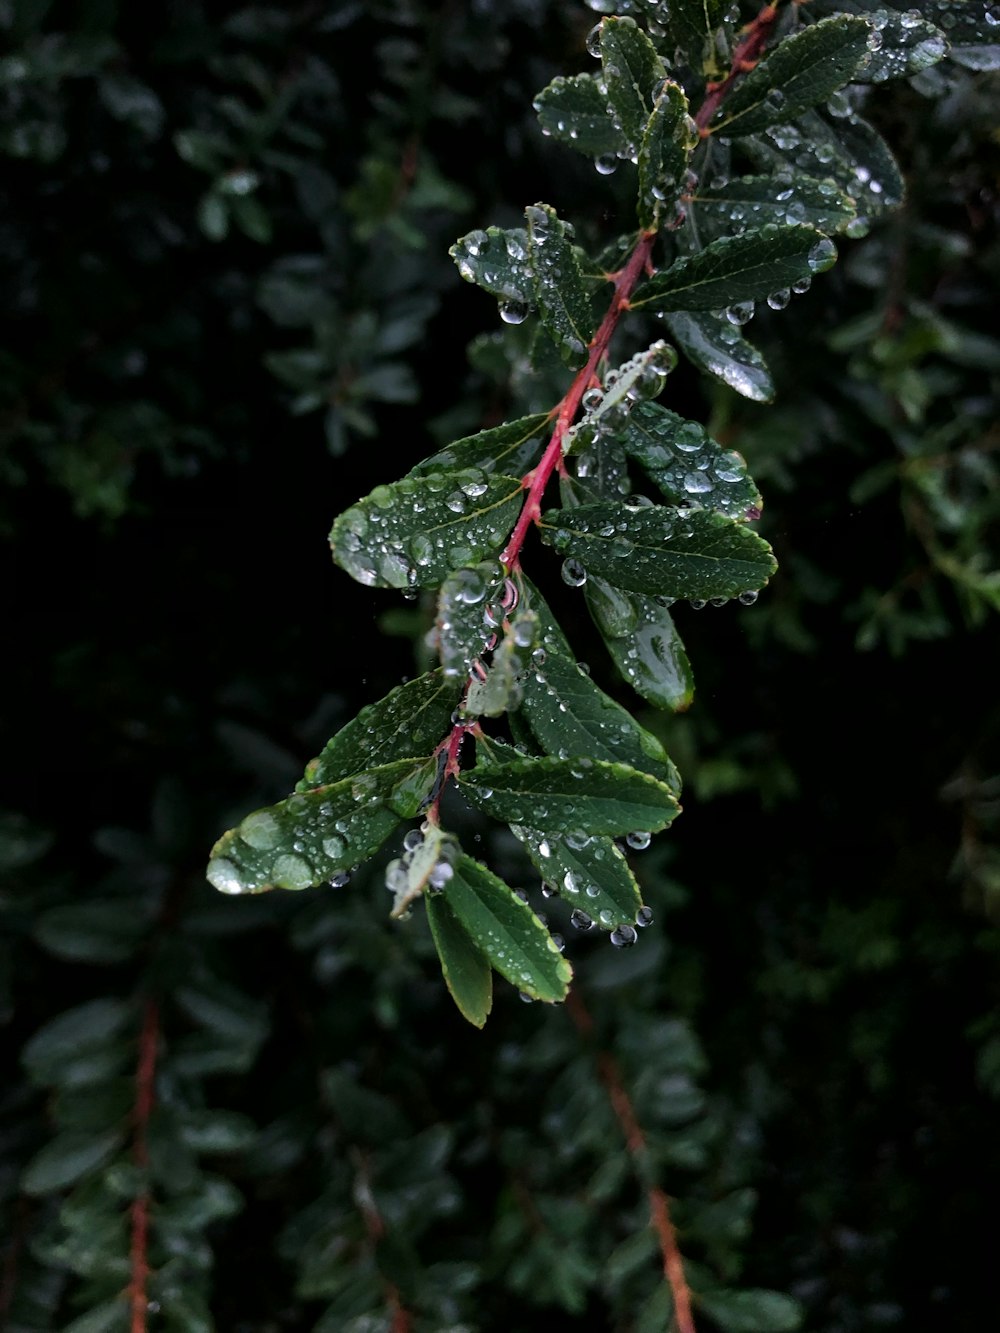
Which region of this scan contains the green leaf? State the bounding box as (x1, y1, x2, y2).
(691, 173, 857, 237)
(425, 893, 494, 1027)
(438, 854, 572, 1002)
(510, 825, 642, 931)
(742, 111, 903, 220)
(599, 16, 665, 154)
(630, 224, 837, 313)
(516, 573, 575, 658)
(539, 503, 777, 600)
(450, 224, 532, 318)
(664, 310, 775, 403)
(665, 0, 727, 65)
(207, 760, 427, 894)
(533, 73, 624, 158)
(410, 413, 550, 480)
(22, 1129, 124, 1196)
(525, 203, 594, 366)
(618, 402, 763, 520)
(921, 1, 999, 70)
(330, 471, 524, 590)
(519, 649, 678, 790)
(637, 78, 697, 230)
(712, 16, 874, 137)
(300, 670, 457, 788)
(459, 755, 679, 835)
(464, 611, 538, 718)
(22, 999, 131, 1088)
(34, 900, 148, 964)
(853, 10, 947, 82)
(697, 1288, 803, 1332)
(434, 563, 505, 681)
(587, 578, 695, 712)
(62, 1298, 130, 1333)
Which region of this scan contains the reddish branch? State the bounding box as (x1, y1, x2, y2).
(128, 999, 159, 1333)
(568, 993, 696, 1333)
(352, 1149, 413, 1333)
(696, 2, 782, 133)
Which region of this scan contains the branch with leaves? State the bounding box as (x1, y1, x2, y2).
(206, 0, 959, 1024)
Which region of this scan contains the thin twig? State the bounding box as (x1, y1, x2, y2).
(352, 1148, 413, 1333)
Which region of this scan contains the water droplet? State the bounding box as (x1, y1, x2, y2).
(322, 833, 346, 860)
(792, 276, 812, 295)
(725, 300, 755, 326)
(561, 557, 587, 587)
(866, 25, 884, 51)
(683, 471, 713, 495)
(518, 991, 535, 1004)
(551, 933, 566, 952)
(465, 229, 488, 258)
(207, 856, 243, 894)
(403, 829, 424, 852)
(594, 153, 617, 176)
(636, 905, 653, 928)
(766, 288, 791, 311)
(499, 299, 529, 325)
(570, 908, 594, 931)
(531, 647, 547, 667)
(610, 925, 638, 948)
(428, 860, 454, 890)
(738, 589, 759, 606)
(271, 853, 314, 891)
(807, 237, 837, 273)
(586, 21, 603, 56)
(329, 871, 351, 888)
(626, 830, 652, 851)
(689, 599, 707, 611)
(238, 810, 280, 850)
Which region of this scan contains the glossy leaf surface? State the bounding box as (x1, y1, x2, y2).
(664, 311, 775, 403)
(631, 224, 836, 313)
(424, 894, 494, 1028)
(586, 577, 695, 712)
(712, 16, 873, 137)
(301, 670, 456, 788)
(459, 754, 680, 835)
(435, 563, 504, 681)
(207, 761, 428, 894)
(410, 413, 549, 480)
(691, 174, 857, 237)
(525, 203, 594, 365)
(450, 225, 532, 308)
(666, 0, 727, 63)
(533, 73, 624, 157)
(618, 402, 763, 520)
(511, 825, 643, 931)
(330, 471, 523, 590)
(637, 79, 696, 230)
(599, 16, 664, 152)
(540, 503, 777, 600)
(440, 855, 572, 1003)
(853, 9, 947, 82)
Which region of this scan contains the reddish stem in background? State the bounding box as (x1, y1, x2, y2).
(128, 999, 159, 1333)
(568, 992, 697, 1333)
(353, 1149, 413, 1333)
(696, 3, 781, 132)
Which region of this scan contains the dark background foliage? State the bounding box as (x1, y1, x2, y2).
(2, 1, 998, 1330)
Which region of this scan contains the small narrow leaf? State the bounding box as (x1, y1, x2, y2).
(691, 174, 857, 237)
(519, 649, 679, 790)
(425, 893, 493, 1027)
(511, 825, 642, 931)
(525, 203, 594, 366)
(516, 572, 575, 658)
(300, 670, 457, 788)
(697, 1288, 803, 1333)
(664, 310, 775, 403)
(533, 73, 624, 157)
(435, 563, 505, 681)
(410, 413, 550, 480)
(441, 855, 572, 1003)
(330, 471, 524, 590)
(712, 16, 874, 137)
(459, 755, 680, 836)
(618, 402, 763, 520)
(207, 761, 427, 895)
(22, 1129, 124, 1196)
(852, 10, 947, 82)
(539, 503, 777, 600)
(599, 16, 665, 154)
(630, 224, 836, 313)
(637, 79, 697, 230)
(587, 579, 695, 713)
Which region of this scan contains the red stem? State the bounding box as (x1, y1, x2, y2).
(128, 1000, 159, 1333)
(696, 3, 782, 133)
(568, 993, 697, 1333)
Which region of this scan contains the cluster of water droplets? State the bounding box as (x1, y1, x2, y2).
(707, 236, 834, 328)
(384, 823, 457, 919)
(453, 225, 533, 325)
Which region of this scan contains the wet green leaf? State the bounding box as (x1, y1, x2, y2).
(712, 16, 873, 137)
(511, 825, 642, 931)
(921, 1, 999, 70)
(664, 310, 775, 403)
(618, 402, 763, 520)
(207, 761, 428, 894)
(450, 225, 532, 313)
(539, 502, 777, 600)
(438, 854, 572, 1003)
(519, 649, 678, 789)
(587, 578, 695, 712)
(631, 224, 836, 313)
(691, 173, 857, 236)
(697, 1288, 803, 1332)
(410, 413, 549, 480)
(533, 73, 624, 158)
(330, 471, 523, 590)
(853, 10, 947, 82)
(637, 78, 696, 230)
(22, 1129, 124, 1196)
(300, 670, 457, 789)
(599, 16, 665, 153)
(515, 573, 575, 658)
(665, 0, 727, 64)
(525, 203, 594, 366)
(464, 612, 537, 718)
(425, 893, 493, 1027)
(459, 755, 679, 835)
(435, 563, 505, 681)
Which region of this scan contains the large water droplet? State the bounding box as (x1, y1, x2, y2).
(626, 830, 652, 851)
(239, 810, 280, 850)
(271, 853, 314, 890)
(594, 153, 617, 176)
(561, 557, 587, 587)
(207, 856, 243, 894)
(499, 299, 529, 325)
(610, 925, 638, 948)
(807, 237, 837, 273)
